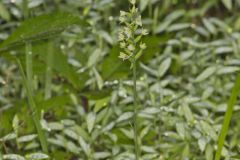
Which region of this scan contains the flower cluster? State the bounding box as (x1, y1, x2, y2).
(118, 0, 148, 61)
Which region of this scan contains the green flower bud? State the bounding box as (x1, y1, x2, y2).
(135, 15, 142, 26)
(119, 52, 129, 61)
(118, 32, 125, 41)
(140, 42, 147, 50)
(120, 42, 126, 48)
(118, 0, 147, 61)
(120, 11, 128, 17)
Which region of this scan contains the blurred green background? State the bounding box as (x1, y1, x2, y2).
(0, 0, 240, 159)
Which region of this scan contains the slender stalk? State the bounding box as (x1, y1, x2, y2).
(215, 74, 240, 160)
(133, 58, 140, 160)
(23, 43, 48, 153)
(44, 41, 54, 99)
(19, 0, 48, 154)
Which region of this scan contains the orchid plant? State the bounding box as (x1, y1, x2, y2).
(118, 0, 148, 159)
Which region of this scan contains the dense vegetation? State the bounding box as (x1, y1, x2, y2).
(1, 0, 240, 159)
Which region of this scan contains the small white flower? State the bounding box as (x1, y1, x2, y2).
(141, 29, 148, 35)
(128, 44, 135, 51)
(124, 27, 132, 39)
(119, 52, 129, 60)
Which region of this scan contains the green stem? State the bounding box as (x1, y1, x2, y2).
(44, 41, 54, 100)
(133, 58, 140, 160)
(23, 43, 48, 153)
(215, 74, 240, 160)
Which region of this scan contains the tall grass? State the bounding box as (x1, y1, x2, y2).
(215, 74, 240, 160)
(20, 0, 48, 153)
(17, 44, 48, 153)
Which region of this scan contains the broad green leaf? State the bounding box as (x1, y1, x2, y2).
(120, 128, 134, 139)
(217, 66, 240, 75)
(3, 154, 25, 160)
(0, 12, 86, 52)
(38, 95, 71, 110)
(141, 36, 169, 62)
(93, 152, 111, 159)
(93, 67, 104, 90)
(48, 138, 65, 148)
(0, 133, 17, 142)
(164, 10, 186, 22)
(94, 97, 110, 112)
(17, 134, 37, 143)
(221, 0, 232, 10)
(116, 112, 133, 123)
(78, 136, 90, 156)
(66, 141, 80, 154)
(0, 2, 10, 21)
(203, 18, 216, 35)
(140, 63, 158, 77)
(141, 146, 156, 153)
(86, 112, 96, 133)
(25, 153, 49, 160)
(88, 49, 102, 67)
(176, 123, 185, 139)
(210, 18, 231, 33)
(200, 121, 217, 141)
(158, 57, 172, 78)
(101, 46, 129, 80)
(34, 43, 85, 89)
(195, 66, 216, 82)
(167, 23, 191, 32)
(98, 30, 113, 45)
(140, 0, 150, 12)
(198, 137, 207, 152)
(64, 129, 78, 140)
(48, 122, 64, 131)
(193, 26, 210, 37)
(81, 89, 112, 100)
(182, 104, 194, 123)
(215, 46, 233, 54)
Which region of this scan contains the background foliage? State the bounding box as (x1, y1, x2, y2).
(1, 0, 240, 159)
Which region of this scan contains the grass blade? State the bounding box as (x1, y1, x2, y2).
(16, 44, 48, 153)
(215, 74, 240, 160)
(44, 41, 54, 99)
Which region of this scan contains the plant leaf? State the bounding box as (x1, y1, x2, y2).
(221, 0, 232, 10)
(195, 66, 216, 82)
(0, 12, 86, 52)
